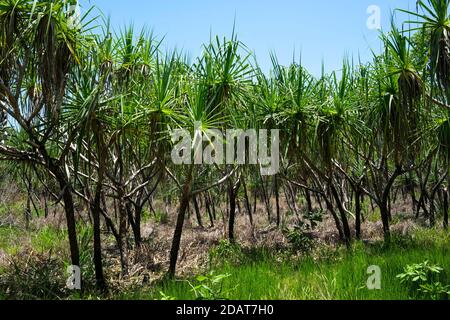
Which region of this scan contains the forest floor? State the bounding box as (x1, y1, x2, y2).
(0, 184, 449, 300)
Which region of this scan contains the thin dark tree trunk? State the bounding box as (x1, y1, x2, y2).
(91, 190, 106, 290)
(44, 190, 49, 218)
(388, 195, 392, 222)
(380, 203, 391, 242)
(259, 173, 271, 223)
(252, 187, 257, 216)
(193, 195, 204, 228)
(228, 182, 238, 242)
(379, 166, 402, 243)
(205, 193, 214, 227)
(330, 184, 351, 245)
(210, 192, 217, 220)
(127, 203, 142, 247)
(324, 194, 344, 241)
(408, 172, 417, 213)
(274, 175, 281, 227)
(305, 190, 313, 212)
(135, 205, 142, 246)
(286, 182, 300, 218)
(91, 120, 107, 290)
(52, 167, 80, 267)
(443, 187, 449, 230)
(168, 166, 193, 278)
(117, 194, 129, 276)
(25, 188, 31, 230)
(242, 177, 253, 226)
(355, 190, 362, 240)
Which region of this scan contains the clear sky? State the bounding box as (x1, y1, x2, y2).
(79, 0, 418, 76)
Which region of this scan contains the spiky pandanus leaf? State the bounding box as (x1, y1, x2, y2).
(379, 24, 424, 165)
(399, 0, 450, 96)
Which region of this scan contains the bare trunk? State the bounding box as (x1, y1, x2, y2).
(25, 188, 31, 230)
(52, 167, 80, 267)
(117, 194, 129, 276)
(274, 175, 281, 227)
(355, 190, 362, 240)
(330, 184, 351, 246)
(242, 177, 253, 226)
(205, 193, 214, 227)
(90, 190, 106, 290)
(380, 203, 391, 243)
(228, 183, 237, 242)
(444, 187, 449, 230)
(193, 195, 204, 228)
(305, 190, 313, 213)
(324, 194, 344, 241)
(379, 166, 402, 243)
(259, 174, 271, 223)
(168, 166, 193, 278)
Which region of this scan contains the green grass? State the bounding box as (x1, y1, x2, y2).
(135, 229, 450, 300)
(0, 226, 25, 254)
(31, 225, 68, 252)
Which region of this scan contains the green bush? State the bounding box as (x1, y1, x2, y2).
(187, 272, 232, 300)
(209, 240, 244, 266)
(397, 261, 449, 300)
(283, 222, 314, 252)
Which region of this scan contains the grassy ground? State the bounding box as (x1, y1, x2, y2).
(125, 229, 450, 300)
(0, 193, 449, 300)
(0, 225, 449, 300)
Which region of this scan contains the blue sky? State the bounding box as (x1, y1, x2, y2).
(79, 0, 417, 76)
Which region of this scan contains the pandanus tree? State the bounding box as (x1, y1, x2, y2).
(313, 62, 356, 244)
(401, 0, 450, 229)
(100, 26, 164, 276)
(400, 0, 450, 98)
(252, 60, 283, 225)
(271, 58, 316, 221)
(198, 33, 253, 241)
(362, 24, 424, 241)
(167, 33, 254, 275)
(324, 62, 372, 240)
(167, 74, 229, 277)
(0, 0, 93, 268)
(63, 43, 112, 289)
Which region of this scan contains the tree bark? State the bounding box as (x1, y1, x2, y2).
(90, 189, 106, 290)
(117, 192, 129, 276)
(305, 189, 313, 213)
(242, 177, 253, 226)
(379, 166, 402, 243)
(355, 190, 362, 240)
(91, 121, 107, 290)
(228, 181, 238, 242)
(168, 166, 193, 278)
(193, 195, 204, 228)
(52, 167, 80, 267)
(323, 194, 344, 241)
(444, 186, 449, 230)
(330, 184, 351, 245)
(274, 175, 281, 227)
(205, 193, 214, 227)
